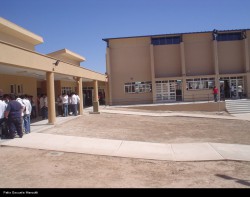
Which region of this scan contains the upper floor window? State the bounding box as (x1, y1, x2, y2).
(216, 32, 243, 41)
(151, 36, 181, 45)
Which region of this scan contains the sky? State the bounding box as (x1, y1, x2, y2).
(1, 0, 250, 74)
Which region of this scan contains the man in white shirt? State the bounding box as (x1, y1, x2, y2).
(22, 95, 32, 134)
(231, 85, 235, 98)
(0, 97, 7, 130)
(71, 93, 80, 116)
(62, 92, 68, 117)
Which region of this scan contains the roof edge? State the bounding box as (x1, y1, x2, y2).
(0, 17, 44, 45)
(47, 48, 86, 62)
(102, 28, 250, 42)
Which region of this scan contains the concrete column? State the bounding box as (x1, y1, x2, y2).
(77, 77, 83, 115)
(180, 42, 187, 101)
(244, 38, 250, 98)
(247, 73, 250, 98)
(213, 40, 220, 99)
(106, 48, 112, 105)
(46, 72, 56, 124)
(104, 81, 109, 106)
(92, 80, 99, 113)
(213, 40, 219, 75)
(180, 42, 186, 76)
(150, 45, 156, 103)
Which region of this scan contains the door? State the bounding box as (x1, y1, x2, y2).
(156, 81, 176, 102)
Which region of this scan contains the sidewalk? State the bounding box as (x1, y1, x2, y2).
(1, 132, 250, 162)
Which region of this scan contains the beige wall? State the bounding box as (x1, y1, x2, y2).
(184, 89, 214, 102)
(184, 33, 214, 76)
(109, 38, 152, 103)
(0, 74, 37, 97)
(83, 81, 106, 88)
(154, 45, 181, 77)
(218, 40, 244, 74)
(248, 31, 250, 61)
(0, 32, 35, 51)
(54, 80, 61, 97)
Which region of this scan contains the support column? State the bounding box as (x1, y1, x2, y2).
(46, 72, 56, 124)
(106, 48, 112, 105)
(92, 80, 100, 113)
(77, 77, 83, 115)
(244, 38, 250, 98)
(213, 40, 220, 99)
(150, 45, 156, 103)
(104, 81, 109, 106)
(180, 42, 187, 101)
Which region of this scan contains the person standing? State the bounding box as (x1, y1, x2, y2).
(62, 92, 68, 117)
(4, 94, 23, 138)
(238, 85, 243, 99)
(22, 94, 32, 134)
(56, 94, 63, 116)
(213, 86, 219, 102)
(71, 92, 80, 116)
(40, 94, 48, 120)
(231, 84, 235, 98)
(0, 97, 7, 137)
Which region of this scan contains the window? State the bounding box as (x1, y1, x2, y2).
(10, 84, 23, 94)
(186, 78, 214, 90)
(124, 81, 152, 94)
(10, 84, 16, 94)
(61, 87, 73, 95)
(151, 36, 181, 45)
(217, 32, 242, 41)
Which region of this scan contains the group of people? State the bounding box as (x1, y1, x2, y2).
(213, 84, 244, 102)
(0, 94, 33, 139)
(56, 92, 80, 117)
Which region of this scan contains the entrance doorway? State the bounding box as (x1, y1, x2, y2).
(156, 80, 182, 102)
(83, 89, 93, 107)
(220, 76, 244, 99)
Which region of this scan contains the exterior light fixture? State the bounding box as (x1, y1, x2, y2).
(53, 60, 60, 66)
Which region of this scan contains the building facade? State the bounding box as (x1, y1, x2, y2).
(103, 29, 250, 105)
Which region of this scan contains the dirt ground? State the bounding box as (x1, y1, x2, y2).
(1, 111, 250, 188)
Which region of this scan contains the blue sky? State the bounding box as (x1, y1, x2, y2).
(1, 0, 250, 74)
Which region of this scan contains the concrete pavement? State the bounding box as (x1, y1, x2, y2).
(1, 107, 250, 162)
(1, 132, 250, 162)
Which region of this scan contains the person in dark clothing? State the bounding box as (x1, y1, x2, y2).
(4, 94, 24, 139)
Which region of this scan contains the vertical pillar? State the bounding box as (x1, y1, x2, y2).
(104, 81, 109, 106)
(92, 80, 99, 113)
(244, 38, 250, 98)
(150, 45, 156, 103)
(46, 72, 56, 124)
(180, 42, 187, 101)
(106, 48, 112, 105)
(213, 41, 219, 75)
(77, 77, 83, 115)
(213, 40, 220, 99)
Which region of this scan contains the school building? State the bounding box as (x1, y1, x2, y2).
(103, 29, 250, 105)
(0, 17, 107, 124)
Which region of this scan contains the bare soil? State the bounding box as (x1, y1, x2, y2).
(1, 111, 250, 188)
